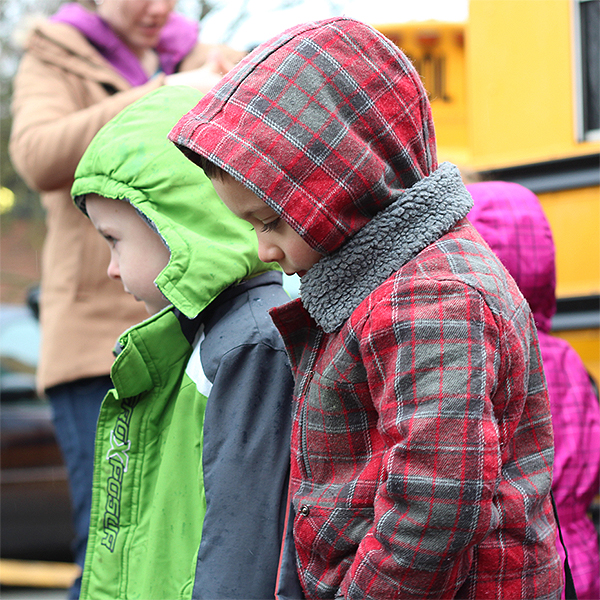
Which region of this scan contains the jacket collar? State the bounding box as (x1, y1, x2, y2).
(28, 21, 131, 89)
(200, 271, 284, 335)
(114, 271, 284, 355)
(51, 3, 198, 86)
(299, 162, 473, 332)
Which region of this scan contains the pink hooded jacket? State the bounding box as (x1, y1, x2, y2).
(468, 181, 600, 600)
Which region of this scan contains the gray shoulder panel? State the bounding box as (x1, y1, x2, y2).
(192, 273, 300, 599)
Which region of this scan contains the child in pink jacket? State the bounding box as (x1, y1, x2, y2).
(468, 180, 600, 600)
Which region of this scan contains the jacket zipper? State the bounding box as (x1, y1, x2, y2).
(297, 330, 323, 480)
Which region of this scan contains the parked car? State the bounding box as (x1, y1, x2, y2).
(1, 303, 74, 562)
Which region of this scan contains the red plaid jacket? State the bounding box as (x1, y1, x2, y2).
(270, 216, 561, 599)
(170, 17, 562, 598)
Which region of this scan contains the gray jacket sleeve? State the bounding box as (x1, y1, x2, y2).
(193, 293, 299, 599)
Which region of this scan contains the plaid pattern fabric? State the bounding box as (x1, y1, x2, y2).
(468, 182, 600, 600)
(271, 220, 562, 599)
(169, 17, 437, 254)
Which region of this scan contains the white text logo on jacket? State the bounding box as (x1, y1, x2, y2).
(101, 395, 138, 552)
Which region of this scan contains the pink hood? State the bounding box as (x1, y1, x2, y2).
(467, 181, 556, 333)
(468, 181, 600, 600)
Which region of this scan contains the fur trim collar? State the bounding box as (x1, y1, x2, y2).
(300, 162, 473, 332)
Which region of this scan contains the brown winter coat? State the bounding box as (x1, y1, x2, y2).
(9, 19, 217, 392)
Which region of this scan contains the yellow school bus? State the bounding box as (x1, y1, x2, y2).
(376, 0, 600, 382)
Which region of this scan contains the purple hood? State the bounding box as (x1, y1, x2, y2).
(467, 181, 556, 333)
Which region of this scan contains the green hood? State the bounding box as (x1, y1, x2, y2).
(72, 86, 278, 319)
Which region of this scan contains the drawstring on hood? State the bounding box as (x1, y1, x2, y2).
(72, 85, 279, 320)
(169, 17, 438, 255)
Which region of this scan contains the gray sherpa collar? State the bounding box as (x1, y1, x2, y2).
(300, 162, 473, 332)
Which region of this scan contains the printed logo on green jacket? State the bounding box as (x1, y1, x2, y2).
(101, 395, 138, 552)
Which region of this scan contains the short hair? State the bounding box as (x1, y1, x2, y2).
(175, 144, 228, 181)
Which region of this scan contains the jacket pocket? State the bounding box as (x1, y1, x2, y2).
(294, 504, 375, 594)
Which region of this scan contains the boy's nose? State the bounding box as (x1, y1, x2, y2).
(107, 256, 120, 281)
(257, 238, 283, 264)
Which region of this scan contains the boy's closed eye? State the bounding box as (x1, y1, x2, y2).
(99, 231, 117, 247)
(85, 194, 171, 316)
(261, 217, 281, 233)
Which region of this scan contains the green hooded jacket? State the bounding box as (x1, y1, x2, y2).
(71, 86, 299, 600)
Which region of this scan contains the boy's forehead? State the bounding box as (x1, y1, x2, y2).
(86, 193, 126, 211)
(213, 175, 269, 214)
(84, 193, 112, 213)
(85, 194, 138, 223)
(85, 192, 109, 205)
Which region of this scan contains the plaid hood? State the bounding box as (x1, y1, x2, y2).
(169, 17, 438, 255)
(467, 181, 556, 333)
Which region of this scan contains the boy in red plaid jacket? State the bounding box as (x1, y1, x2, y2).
(169, 17, 563, 600)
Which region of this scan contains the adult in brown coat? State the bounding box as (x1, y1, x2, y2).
(9, 1, 242, 596)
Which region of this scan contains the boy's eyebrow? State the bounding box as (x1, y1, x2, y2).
(232, 205, 268, 221)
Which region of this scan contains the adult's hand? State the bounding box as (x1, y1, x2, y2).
(165, 48, 238, 94)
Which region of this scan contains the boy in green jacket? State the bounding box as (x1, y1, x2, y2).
(71, 86, 301, 600)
